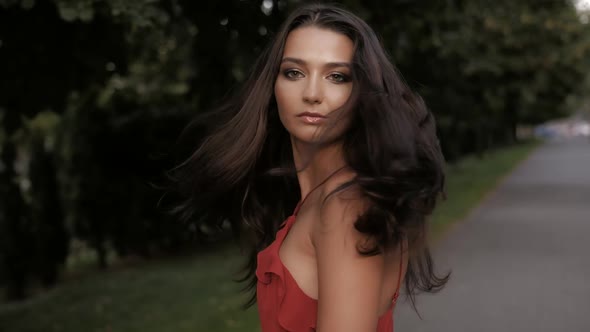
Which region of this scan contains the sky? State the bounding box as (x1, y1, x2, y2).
(575, 0, 590, 23)
(576, 0, 590, 11)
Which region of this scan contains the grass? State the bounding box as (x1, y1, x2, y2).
(430, 140, 540, 236)
(0, 141, 540, 332)
(0, 244, 259, 332)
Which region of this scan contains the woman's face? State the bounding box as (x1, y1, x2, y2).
(275, 26, 354, 145)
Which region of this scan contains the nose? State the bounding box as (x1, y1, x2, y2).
(302, 77, 323, 105)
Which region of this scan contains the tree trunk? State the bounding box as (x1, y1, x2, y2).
(0, 113, 31, 301)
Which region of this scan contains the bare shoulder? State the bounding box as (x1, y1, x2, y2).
(312, 175, 370, 242)
(311, 176, 388, 331)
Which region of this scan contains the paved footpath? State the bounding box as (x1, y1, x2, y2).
(394, 138, 590, 332)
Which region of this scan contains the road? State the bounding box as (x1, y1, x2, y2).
(394, 138, 590, 332)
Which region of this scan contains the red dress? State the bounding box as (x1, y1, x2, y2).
(256, 202, 403, 332)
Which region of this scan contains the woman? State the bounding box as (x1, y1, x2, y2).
(173, 3, 449, 331)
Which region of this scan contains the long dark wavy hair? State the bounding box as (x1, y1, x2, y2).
(171, 3, 449, 310)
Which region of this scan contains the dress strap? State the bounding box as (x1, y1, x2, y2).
(292, 165, 348, 216)
(292, 200, 304, 216)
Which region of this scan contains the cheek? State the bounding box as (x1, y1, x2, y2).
(327, 85, 353, 109)
(274, 80, 292, 126)
(275, 81, 286, 109)
(275, 79, 302, 120)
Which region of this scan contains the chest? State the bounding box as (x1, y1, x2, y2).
(278, 214, 319, 300)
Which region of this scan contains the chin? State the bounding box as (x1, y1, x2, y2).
(292, 131, 346, 147)
(284, 119, 350, 145)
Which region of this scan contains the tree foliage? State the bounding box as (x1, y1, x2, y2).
(0, 0, 588, 300)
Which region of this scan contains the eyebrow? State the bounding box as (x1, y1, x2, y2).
(281, 57, 351, 69)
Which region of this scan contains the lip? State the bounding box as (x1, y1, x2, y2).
(297, 112, 327, 125)
(297, 112, 326, 118)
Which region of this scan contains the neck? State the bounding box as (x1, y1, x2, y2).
(291, 138, 348, 199)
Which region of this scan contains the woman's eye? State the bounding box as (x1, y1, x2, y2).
(328, 73, 349, 83)
(283, 69, 303, 79)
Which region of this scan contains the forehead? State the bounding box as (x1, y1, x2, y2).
(282, 26, 354, 63)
